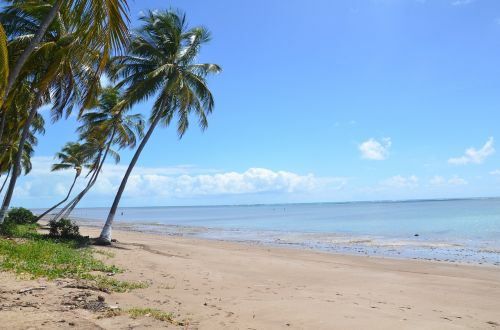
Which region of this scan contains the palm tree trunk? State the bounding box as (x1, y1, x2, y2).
(51, 177, 91, 221)
(2, 0, 63, 104)
(52, 161, 100, 221)
(58, 175, 94, 219)
(36, 171, 79, 221)
(51, 156, 101, 221)
(0, 89, 42, 224)
(98, 112, 163, 244)
(0, 168, 10, 195)
(53, 129, 116, 221)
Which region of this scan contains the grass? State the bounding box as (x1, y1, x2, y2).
(94, 249, 115, 258)
(0, 238, 117, 279)
(0, 223, 148, 293)
(0, 223, 39, 239)
(93, 276, 149, 293)
(99, 307, 179, 324)
(128, 307, 175, 322)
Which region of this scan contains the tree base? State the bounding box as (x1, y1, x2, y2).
(93, 237, 113, 246)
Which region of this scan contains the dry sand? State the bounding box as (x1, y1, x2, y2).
(1, 226, 499, 329)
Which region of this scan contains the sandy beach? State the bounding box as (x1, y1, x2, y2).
(1, 225, 500, 329)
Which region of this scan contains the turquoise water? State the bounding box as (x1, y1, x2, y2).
(36, 198, 500, 265)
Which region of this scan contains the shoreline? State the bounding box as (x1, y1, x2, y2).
(2, 224, 500, 329)
(70, 217, 500, 267)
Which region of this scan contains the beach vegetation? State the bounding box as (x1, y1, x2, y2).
(0, 0, 130, 223)
(0, 222, 38, 238)
(51, 86, 144, 221)
(0, 0, 218, 249)
(94, 249, 116, 258)
(97, 10, 221, 244)
(127, 307, 175, 322)
(0, 222, 149, 293)
(4, 207, 36, 224)
(93, 276, 149, 293)
(0, 231, 116, 279)
(0, 22, 8, 107)
(48, 218, 80, 238)
(99, 307, 179, 324)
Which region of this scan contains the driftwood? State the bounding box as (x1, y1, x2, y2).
(63, 283, 110, 294)
(18, 286, 46, 294)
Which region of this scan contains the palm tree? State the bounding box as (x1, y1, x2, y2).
(0, 82, 44, 196)
(1, 0, 130, 106)
(50, 137, 119, 221)
(0, 3, 111, 223)
(35, 142, 88, 221)
(0, 170, 10, 195)
(97, 10, 221, 244)
(0, 22, 9, 145)
(52, 86, 143, 220)
(0, 22, 7, 109)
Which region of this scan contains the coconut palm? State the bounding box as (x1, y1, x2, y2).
(0, 22, 10, 144)
(1, 0, 130, 106)
(0, 170, 10, 195)
(35, 142, 89, 221)
(52, 86, 144, 220)
(0, 22, 7, 109)
(97, 10, 221, 243)
(50, 137, 119, 221)
(0, 2, 109, 223)
(0, 82, 44, 191)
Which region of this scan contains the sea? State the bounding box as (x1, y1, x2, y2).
(34, 198, 500, 266)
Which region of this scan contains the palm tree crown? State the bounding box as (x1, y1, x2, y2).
(52, 142, 89, 177)
(110, 10, 221, 135)
(78, 86, 144, 150)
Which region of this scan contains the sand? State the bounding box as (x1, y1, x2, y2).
(1, 226, 499, 329)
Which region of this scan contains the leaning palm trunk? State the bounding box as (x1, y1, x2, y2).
(57, 173, 96, 220)
(51, 168, 98, 221)
(2, 0, 63, 104)
(0, 90, 43, 224)
(53, 130, 116, 221)
(36, 171, 79, 221)
(98, 112, 162, 243)
(0, 168, 11, 194)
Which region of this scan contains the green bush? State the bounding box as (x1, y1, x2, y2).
(0, 222, 38, 238)
(5, 207, 37, 225)
(48, 218, 80, 238)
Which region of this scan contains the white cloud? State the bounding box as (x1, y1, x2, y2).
(359, 138, 391, 160)
(429, 175, 446, 186)
(448, 176, 468, 186)
(14, 157, 348, 203)
(382, 175, 419, 189)
(451, 0, 474, 5)
(448, 137, 495, 165)
(490, 169, 500, 176)
(429, 175, 468, 186)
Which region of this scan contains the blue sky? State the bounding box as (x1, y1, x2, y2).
(11, 0, 500, 207)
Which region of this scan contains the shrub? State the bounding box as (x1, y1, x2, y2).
(48, 218, 80, 238)
(0, 221, 16, 236)
(0, 222, 38, 238)
(5, 207, 37, 225)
